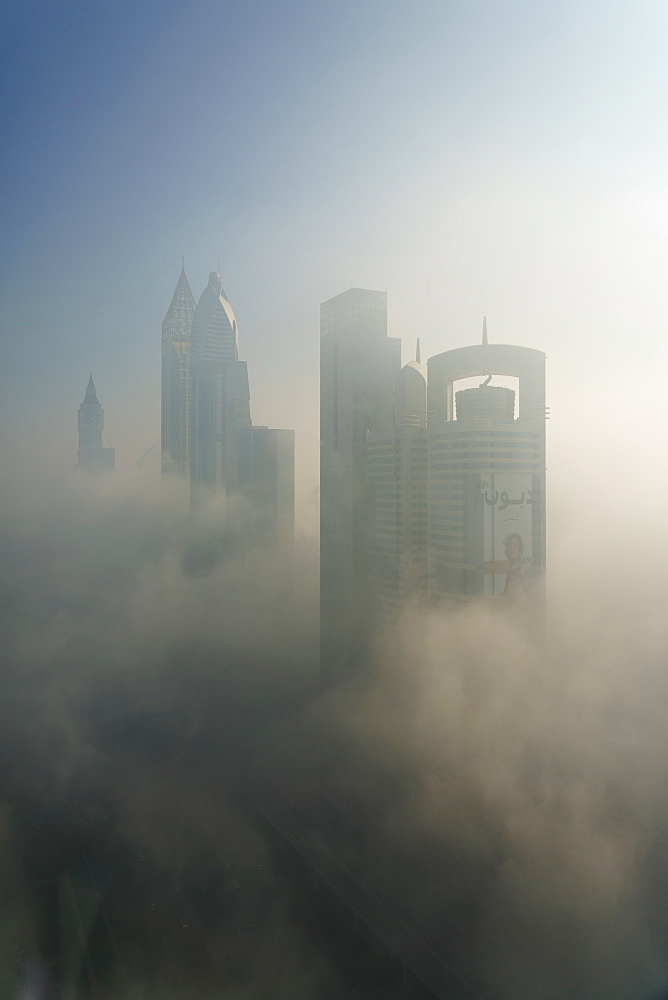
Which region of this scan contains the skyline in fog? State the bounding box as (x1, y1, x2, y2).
(4, 5, 668, 995)
(3, 0, 668, 527)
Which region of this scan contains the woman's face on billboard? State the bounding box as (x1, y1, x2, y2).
(505, 536, 522, 562)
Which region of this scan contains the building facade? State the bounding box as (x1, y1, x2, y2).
(77, 374, 114, 472)
(186, 270, 294, 548)
(367, 357, 428, 621)
(189, 271, 252, 504)
(320, 288, 401, 678)
(161, 266, 195, 476)
(426, 341, 546, 607)
(237, 426, 295, 548)
(365, 329, 546, 620)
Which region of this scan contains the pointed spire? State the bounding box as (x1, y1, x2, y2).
(416, 338, 421, 364)
(163, 265, 196, 337)
(82, 372, 100, 405)
(482, 316, 488, 346)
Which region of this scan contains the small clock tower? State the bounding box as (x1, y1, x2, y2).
(77, 374, 115, 472)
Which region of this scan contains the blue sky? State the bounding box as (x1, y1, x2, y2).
(2, 1, 668, 506)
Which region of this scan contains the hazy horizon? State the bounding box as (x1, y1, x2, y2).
(3, 1, 668, 520)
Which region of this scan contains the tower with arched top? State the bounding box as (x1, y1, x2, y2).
(426, 339, 546, 605)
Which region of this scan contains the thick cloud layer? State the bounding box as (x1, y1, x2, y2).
(1, 468, 667, 999)
(330, 598, 668, 1000)
(0, 474, 326, 999)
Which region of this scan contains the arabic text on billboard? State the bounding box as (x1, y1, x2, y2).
(480, 473, 533, 600)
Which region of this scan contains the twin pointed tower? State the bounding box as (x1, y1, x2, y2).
(161, 265, 294, 543)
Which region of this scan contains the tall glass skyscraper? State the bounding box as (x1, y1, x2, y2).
(189, 271, 251, 503)
(183, 270, 294, 550)
(161, 266, 195, 476)
(320, 288, 401, 680)
(367, 357, 428, 622)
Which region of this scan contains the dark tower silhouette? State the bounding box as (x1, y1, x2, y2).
(77, 375, 114, 472)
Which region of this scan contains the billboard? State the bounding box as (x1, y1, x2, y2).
(480, 473, 533, 600)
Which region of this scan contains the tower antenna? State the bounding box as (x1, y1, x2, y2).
(416, 338, 421, 363)
(482, 316, 488, 346)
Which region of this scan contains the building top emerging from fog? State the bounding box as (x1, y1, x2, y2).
(77, 374, 114, 472)
(320, 287, 388, 341)
(427, 341, 546, 425)
(394, 357, 427, 429)
(162, 265, 195, 346)
(320, 287, 401, 682)
(162, 266, 195, 476)
(160, 265, 295, 551)
(364, 321, 548, 627)
(426, 333, 546, 607)
(189, 271, 250, 499)
(191, 271, 239, 365)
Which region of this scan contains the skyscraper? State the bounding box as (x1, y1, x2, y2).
(237, 426, 295, 548)
(366, 323, 546, 617)
(189, 271, 251, 504)
(77, 374, 114, 472)
(427, 334, 546, 606)
(320, 288, 401, 679)
(161, 265, 195, 476)
(187, 270, 295, 548)
(367, 350, 428, 622)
